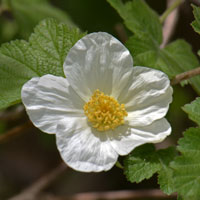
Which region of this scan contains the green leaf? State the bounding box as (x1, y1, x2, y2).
(126, 35, 162, 72)
(124, 144, 177, 194)
(157, 147, 177, 195)
(0, 40, 38, 109)
(9, 0, 74, 39)
(127, 36, 199, 75)
(171, 127, 200, 198)
(0, 18, 85, 110)
(124, 144, 161, 183)
(158, 168, 174, 195)
(127, 36, 200, 94)
(163, 40, 200, 93)
(182, 97, 200, 126)
(29, 18, 84, 77)
(191, 4, 200, 35)
(107, 0, 162, 44)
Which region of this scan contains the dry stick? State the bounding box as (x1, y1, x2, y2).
(171, 67, 200, 85)
(9, 163, 68, 200)
(0, 120, 32, 144)
(37, 189, 177, 200)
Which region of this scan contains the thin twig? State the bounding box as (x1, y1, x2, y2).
(160, 0, 180, 48)
(171, 67, 200, 85)
(160, 0, 183, 24)
(36, 189, 177, 200)
(0, 121, 32, 144)
(9, 163, 68, 200)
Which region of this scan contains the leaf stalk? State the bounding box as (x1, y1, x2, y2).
(160, 0, 183, 24)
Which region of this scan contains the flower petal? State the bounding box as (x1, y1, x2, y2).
(63, 32, 133, 101)
(118, 66, 173, 126)
(56, 118, 118, 172)
(108, 118, 171, 156)
(21, 74, 85, 134)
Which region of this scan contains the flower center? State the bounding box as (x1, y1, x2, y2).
(84, 89, 128, 132)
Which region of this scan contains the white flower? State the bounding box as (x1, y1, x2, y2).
(21, 32, 173, 172)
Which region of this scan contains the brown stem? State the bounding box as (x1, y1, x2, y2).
(8, 163, 68, 200)
(36, 189, 177, 200)
(0, 121, 32, 144)
(171, 67, 200, 85)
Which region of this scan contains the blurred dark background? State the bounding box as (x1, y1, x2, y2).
(0, 0, 199, 199)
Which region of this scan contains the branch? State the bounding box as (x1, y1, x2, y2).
(171, 67, 200, 85)
(36, 189, 177, 200)
(8, 163, 68, 200)
(160, 0, 181, 48)
(0, 121, 32, 144)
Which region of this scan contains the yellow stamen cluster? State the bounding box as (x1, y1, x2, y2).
(84, 89, 128, 132)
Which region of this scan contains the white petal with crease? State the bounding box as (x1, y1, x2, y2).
(63, 32, 133, 101)
(56, 119, 118, 172)
(118, 66, 173, 126)
(21, 74, 85, 134)
(108, 118, 171, 156)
